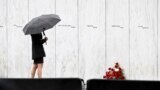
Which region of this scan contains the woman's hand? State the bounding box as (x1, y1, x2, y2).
(44, 37, 48, 42)
(44, 37, 48, 45)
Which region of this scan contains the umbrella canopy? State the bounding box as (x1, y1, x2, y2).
(23, 14, 61, 35)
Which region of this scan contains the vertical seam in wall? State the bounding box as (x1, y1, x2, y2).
(55, 0, 57, 78)
(28, 0, 30, 78)
(77, 0, 79, 77)
(6, 0, 8, 78)
(105, 0, 108, 72)
(128, 0, 131, 79)
(105, 0, 107, 71)
(157, 0, 159, 80)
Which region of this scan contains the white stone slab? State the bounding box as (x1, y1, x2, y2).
(0, 0, 7, 78)
(79, 0, 106, 82)
(130, 0, 158, 80)
(7, 0, 30, 78)
(106, 0, 130, 79)
(55, 0, 79, 77)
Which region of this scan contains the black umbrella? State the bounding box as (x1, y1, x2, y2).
(23, 14, 61, 35)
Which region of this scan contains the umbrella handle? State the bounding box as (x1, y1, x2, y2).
(42, 31, 47, 45)
(43, 31, 45, 36)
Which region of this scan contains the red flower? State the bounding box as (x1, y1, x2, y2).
(103, 62, 125, 80)
(108, 67, 112, 70)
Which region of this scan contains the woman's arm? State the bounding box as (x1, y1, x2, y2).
(31, 34, 47, 45)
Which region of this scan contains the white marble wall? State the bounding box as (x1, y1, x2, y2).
(130, 0, 158, 80)
(79, 0, 105, 81)
(0, 0, 159, 82)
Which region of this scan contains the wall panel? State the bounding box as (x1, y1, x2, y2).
(79, 0, 106, 81)
(7, 0, 29, 77)
(130, 0, 157, 80)
(0, 0, 7, 78)
(55, 0, 79, 77)
(106, 0, 130, 79)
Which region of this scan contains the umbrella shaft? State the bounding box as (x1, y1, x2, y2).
(43, 31, 46, 36)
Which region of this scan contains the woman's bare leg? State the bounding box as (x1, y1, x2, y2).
(37, 63, 43, 78)
(31, 64, 37, 78)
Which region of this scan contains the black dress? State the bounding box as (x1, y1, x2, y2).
(31, 33, 46, 63)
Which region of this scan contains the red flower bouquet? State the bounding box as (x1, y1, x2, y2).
(103, 62, 125, 80)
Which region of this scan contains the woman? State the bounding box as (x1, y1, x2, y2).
(30, 33, 48, 78)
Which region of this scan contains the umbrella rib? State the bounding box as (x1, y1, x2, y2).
(39, 18, 53, 28)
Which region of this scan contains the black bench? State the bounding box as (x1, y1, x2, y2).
(0, 78, 84, 90)
(87, 79, 160, 90)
